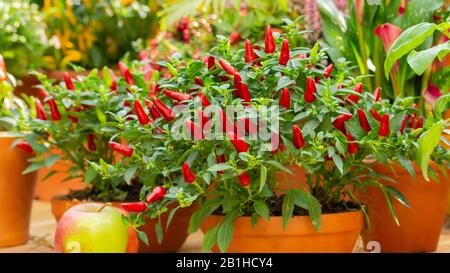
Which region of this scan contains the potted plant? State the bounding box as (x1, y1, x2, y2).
(93, 25, 447, 252)
(0, 54, 38, 247)
(7, 64, 195, 252)
(318, 0, 450, 252)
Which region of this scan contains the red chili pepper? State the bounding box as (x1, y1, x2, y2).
(245, 39, 257, 63)
(233, 73, 242, 97)
(216, 154, 226, 174)
(408, 113, 416, 128)
(357, 109, 371, 133)
(64, 72, 75, 91)
(152, 97, 175, 122)
(279, 39, 290, 66)
(118, 61, 135, 85)
(304, 76, 317, 103)
(87, 133, 96, 151)
(373, 87, 382, 102)
(238, 172, 251, 187)
(240, 83, 251, 103)
(333, 113, 352, 132)
(48, 100, 61, 121)
(146, 186, 166, 203)
(218, 59, 237, 75)
(227, 132, 249, 153)
(134, 100, 152, 126)
(379, 114, 390, 137)
(323, 64, 334, 79)
(144, 99, 162, 120)
(370, 108, 382, 122)
(199, 92, 211, 107)
(184, 119, 204, 140)
(121, 202, 147, 213)
(414, 116, 423, 129)
(346, 82, 363, 104)
(292, 125, 305, 149)
(219, 109, 234, 133)
(197, 109, 210, 130)
(265, 25, 276, 54)
(182, 162, 196, 183)
(279, 88, 290, 109)
(400, 115, 408, 134)
(346, 133, 359, 154)
(194, 77, 203, 86)
(230, 32, 241, 45)
(207, 56, 215, 70)
(16, 141, 33, 154)
(0, 54, 6, 81)
(299, 53, 307, 59)
(108, 141, 134, 157)
(35, 99, 47, 120)
(164, 90, 192, 102)
(110, 77, 117, 95)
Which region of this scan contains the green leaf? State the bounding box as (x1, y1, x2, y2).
(317, 0, 347, 32)
(102, 66, 113, 86)
(155, 220, 163, 244)
(397, 155, 416, 179)
(276, 76, 294, 91)
(207, 163, 232, 172)
(84, 165, 97, 185)
(44, 154, 61, 168)
(124, 165, 138, 184)
(386, 186, 411, 208)
(96, 107, 107, 124)
(22, 162, 45, 174)
(291, 189, 322, 230)
(166, 207, 180, 230)
(259, 165, 267, 193)
(188, 198, 222, 233)
(282, 190, 295, 230)
(202, 225, 219, 252)
(266, 160, 294, 174)
(407, 41, 450, 75)
(217, 209, 239, 253)
(136, 230, 149, 246)
(382, 187, 399, 226)
(434, 93, 450, 119)
(331, 153, 344, 175)
(417, 121, 443, 181)
(253, 200, 270, 221)
(385, 22, 437, 79)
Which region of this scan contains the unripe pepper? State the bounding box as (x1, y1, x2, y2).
(245, 39, 257, 63)
(182, 162, 196, 184)
(357, 109, 371, 133)
(118, 61, 135, 85)
(265, 25, 276, 54)
(164, 90, 192, 102)
(108, 141, 133, 157)
(370, 108, 382, 122)
(218, 59, 236, 75)
(379, 114, 390, 137)
(152, 97, 175, 122)
(199, 92, 211, 107)
(346, 133, 359, 154)
(346, 82, 363, 104)
(16, 141, 34, 154)
(279, 88, 290, 109)
(87, 133, 96, 151)
(184, 119, 204, 140)
(292, 125, 305, 148)
(227, 132, 249, 153)
(134, 100, 152, 126)
(146, 186, 166, 203)
(279, 39, 290, 66)
(238, 172, 251, 187)
(373, 87, 381, 102)
(35, 99, 47, 120)
(333, 113, 353, 132)
(64, 72, 75, 90)
(304, 76, 317, 103)
(121, 202, 147, 213)
(323, 64, 334, 79)
(144, 99, 162, 120)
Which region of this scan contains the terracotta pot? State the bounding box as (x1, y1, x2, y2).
(359, 163, 450, 252)
(443, 111, 450, 215)
(51, 198, 196, 253)
(201, 211, 364, 253)
(275, 164, 308, 191)
(0, 137, 38, 247)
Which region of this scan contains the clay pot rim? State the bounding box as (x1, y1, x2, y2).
(209, 209, 361, 219)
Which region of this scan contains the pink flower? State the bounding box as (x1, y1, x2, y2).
(374, 23, 403, 52)
(423, 84, 443, 108)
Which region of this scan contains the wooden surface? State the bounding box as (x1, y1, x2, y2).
(1, 200, 450, 253)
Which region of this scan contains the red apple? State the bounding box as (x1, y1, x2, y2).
(54, 203, 138, 253)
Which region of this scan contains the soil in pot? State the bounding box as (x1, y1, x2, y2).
(359, 163, 450, 253)
(51, 188, 196, 253)
(0, 138, 38, 247)
(201, 196, 364, 253)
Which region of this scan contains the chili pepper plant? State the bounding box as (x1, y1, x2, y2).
(92, 26, 449, 252)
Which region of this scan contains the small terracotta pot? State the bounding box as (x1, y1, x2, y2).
(275, 164, 309, 192)
(359, 163, 450, 252)
(0, 137, 38, 247)
(51, 198, 196, 253)
(443, 111, 450, 215)
(201, 211, 364, 253)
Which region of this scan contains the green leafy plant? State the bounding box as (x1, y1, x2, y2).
(90, 26, 449, 251)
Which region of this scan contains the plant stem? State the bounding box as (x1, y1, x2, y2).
(97, 202, 112, 212)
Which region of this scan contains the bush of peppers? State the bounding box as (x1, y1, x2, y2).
(85, 26, 449, 252)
